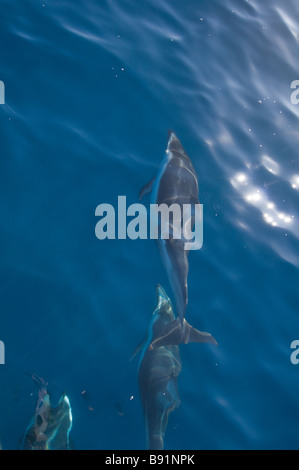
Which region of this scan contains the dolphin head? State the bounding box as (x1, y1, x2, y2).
(167, 130, 187, 157)
(155, 284, 171, 308)
(153, 284, 175, 326)
(46, 394, 73, 450)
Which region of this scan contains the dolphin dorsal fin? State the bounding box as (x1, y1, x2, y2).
(130, 338, 147, 362)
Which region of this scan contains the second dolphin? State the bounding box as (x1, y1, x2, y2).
(136, 285, 216, 450)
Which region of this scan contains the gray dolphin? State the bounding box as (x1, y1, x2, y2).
(140, 130, 200, 324)
(136, 285, 216, 450)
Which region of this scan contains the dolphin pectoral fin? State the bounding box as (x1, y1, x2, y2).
(184, 320, 218, 345)
(130, 338, 147, 361)
(139, 176, 156, 200)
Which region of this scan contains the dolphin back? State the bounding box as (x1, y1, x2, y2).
(156, 131, 199, 207)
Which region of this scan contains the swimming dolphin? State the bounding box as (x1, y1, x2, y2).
(21, 374, 72, 450)
(139, 130, 200, 324)
(137, 285, 182, 450)
(136, 285, 215, 450)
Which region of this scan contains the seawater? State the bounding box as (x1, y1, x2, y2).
(0, 0, 299, 450)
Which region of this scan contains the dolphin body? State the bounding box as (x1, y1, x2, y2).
(140, 131, 200, 325)
(136, 285, 215, 450)
(21, 374, 72, 450)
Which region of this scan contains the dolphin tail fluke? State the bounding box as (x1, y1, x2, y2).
(139, 176, 155, 200)
(184, 320, 218, 345)
(150, 318, 217, 348)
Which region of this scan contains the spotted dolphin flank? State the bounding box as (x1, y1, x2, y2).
(139, 130, 201, 325)
(136, 285, 216, 450)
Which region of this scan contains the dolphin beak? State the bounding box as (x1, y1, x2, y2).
(167, 130, 184, 154)
(167, 129, 175, 140)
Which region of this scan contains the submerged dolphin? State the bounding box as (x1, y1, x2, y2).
(136, 285, 215, 450)
(140, 131, 200, 324)
(21, 374, 72, 450)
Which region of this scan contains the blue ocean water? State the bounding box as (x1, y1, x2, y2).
(0, 0, 299, 450)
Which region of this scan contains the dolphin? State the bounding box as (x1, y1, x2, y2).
(21, 374, 72, 450)
(136, 285, 216, 450)
(139, 130, 200, 325)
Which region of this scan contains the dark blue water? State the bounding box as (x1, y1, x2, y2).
(1, 0, 299, 450)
